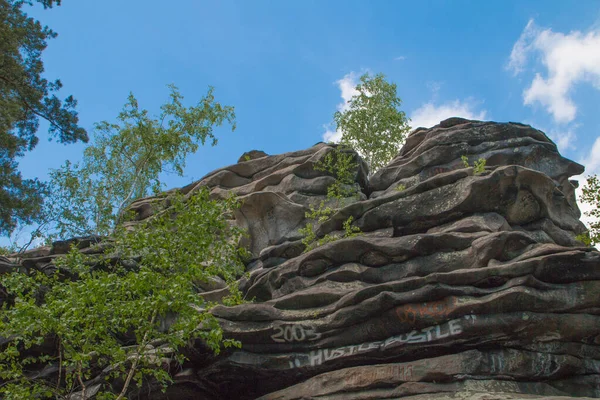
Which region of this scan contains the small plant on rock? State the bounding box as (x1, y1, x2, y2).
(461, 155, 487, 175)
(300, 146, 362, 252)
(343, 216, 362, 238)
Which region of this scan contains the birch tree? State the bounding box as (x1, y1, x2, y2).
(333, 73, 410, 175)
(46, 84, 235, 239)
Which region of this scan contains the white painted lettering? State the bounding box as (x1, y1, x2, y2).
(309, 349, 323, 366)
(290, 319, 466, 369)
(449, 319, 462, 335)
(422, 326, 436, 341)
(435, 324, 449, 339)
(271, 323, 321, 343)
(407, 330, 427, 343)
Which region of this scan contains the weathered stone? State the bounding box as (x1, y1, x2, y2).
(51, 235, 104, 255)
(195, 275, 228, 292)
(18, 245, 51, 259)
(126, 142, 368, 265)
(4, 119, 600, 399)
(238, 150, 269, 163)
(235, 191, 307, 258)
(370, 119, 584, 202)
(257, 349, 600, 399)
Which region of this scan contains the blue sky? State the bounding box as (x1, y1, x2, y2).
(9, 0, 600, 242)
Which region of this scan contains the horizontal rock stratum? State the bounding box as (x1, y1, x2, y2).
(5, 118, 600, 399)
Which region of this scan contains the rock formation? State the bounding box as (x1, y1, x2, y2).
(3, 118, 600, 399)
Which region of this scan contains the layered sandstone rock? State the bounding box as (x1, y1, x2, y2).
(4, 118, 600, 399)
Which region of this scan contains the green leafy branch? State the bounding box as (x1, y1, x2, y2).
(0, 188, 248, 399)
(43, 84, 236, 241)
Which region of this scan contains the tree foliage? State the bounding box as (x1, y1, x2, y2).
(578, 174, 600, 246)
(333, 73, 410, 175)
(1, 0, 87, 236)
(45, 84, 235, 239)
(0, 188, 248, 399)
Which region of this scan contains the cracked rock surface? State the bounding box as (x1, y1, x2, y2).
(4, 118, 600, 399)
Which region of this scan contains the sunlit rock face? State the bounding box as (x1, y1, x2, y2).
(6, 118, 600, 399)
(156, 119, 598, 399)
(127, 142, 369, 263)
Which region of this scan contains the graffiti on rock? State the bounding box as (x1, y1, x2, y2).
(395, 296, 458, 324)
(487, 352, 505, 374)
(346, 364, 413, 386)
(271, 323, 321, 343)
(287, 315, 476, 369)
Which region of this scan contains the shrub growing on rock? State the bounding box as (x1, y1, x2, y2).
(0, 188, 248, 399)
(300, 146, 362, 252)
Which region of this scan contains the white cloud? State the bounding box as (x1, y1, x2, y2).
(322, 72, 360, 143)
(409, 99, 487, 130)
(336, 72, 360, 112)
(581, 136, 600, 176)
(508, 19, 537, 75)
(394, 56, 406, 61)
(425, 81, 443, 103)
(523, 120, 578, 153)
(322, 125, 342, 143)
(324, 75, 487, 142)
(550, 129, 576, 153)
(508, 19, 600, 123)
